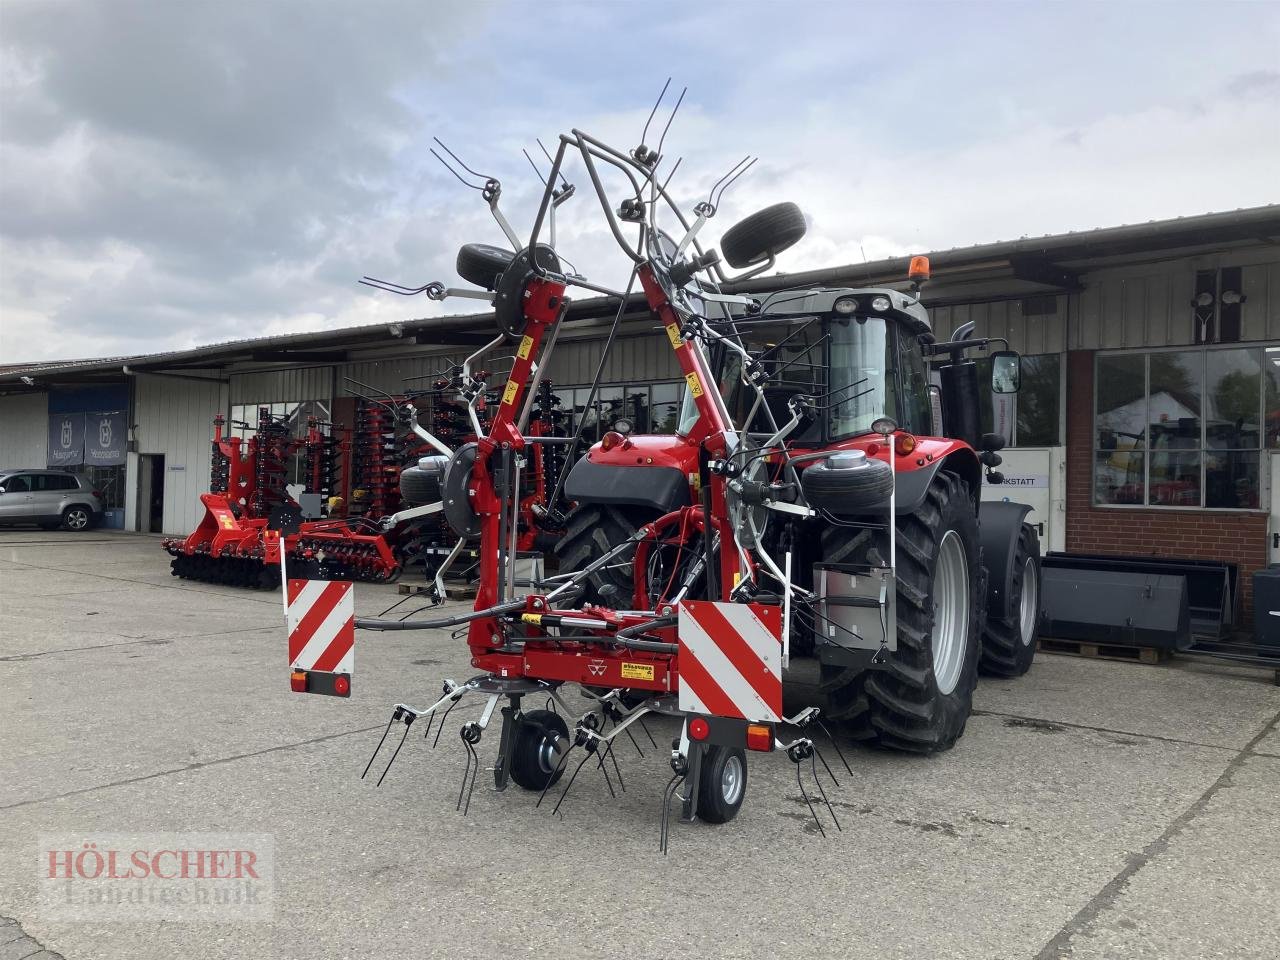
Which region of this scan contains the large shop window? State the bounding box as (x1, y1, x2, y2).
(1095, 346, 1279, 509)
(551, 382, 682, 443)
(974, 353, 1062, 446)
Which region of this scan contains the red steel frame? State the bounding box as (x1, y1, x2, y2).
(461, 265, 747, 696)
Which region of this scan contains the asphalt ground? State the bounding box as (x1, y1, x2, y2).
(1, 530, 1278, 960)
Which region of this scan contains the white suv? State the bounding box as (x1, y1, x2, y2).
(0, 469, 104, 531)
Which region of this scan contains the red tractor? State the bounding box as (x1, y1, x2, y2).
(555, 220, 1042, 753)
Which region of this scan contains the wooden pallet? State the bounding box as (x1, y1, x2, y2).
(1037, 637, 1170, 665)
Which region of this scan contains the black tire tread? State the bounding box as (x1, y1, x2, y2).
(509, 709, 569, 791)
(978, 523, 1041, 677)
(399, 466, 442, 506)
(801, 458, 894, 513)
(456, 243, 515, 291)
(822, 471, 984, 753)
(554, 503, 654, 607)
(720, 202, 807, 269)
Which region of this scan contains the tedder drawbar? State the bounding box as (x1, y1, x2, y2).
(281, 90, 1043, 850)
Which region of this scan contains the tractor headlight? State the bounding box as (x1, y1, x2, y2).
(833, 296, 858, 315)
(871, 295, 892, 313)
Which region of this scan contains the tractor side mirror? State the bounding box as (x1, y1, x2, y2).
(991, 351, 1021, 394)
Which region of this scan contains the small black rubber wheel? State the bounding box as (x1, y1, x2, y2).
(720, 201, 807, 269)
(979, 523, 1042, 677)
(801, 452, 894, 514)
(62, 505, 92, 531)
(398, 459, 446, 506)
(509, 709, 570, 791)
(456, 243, 515, 291)
(696, 745, 747, 824)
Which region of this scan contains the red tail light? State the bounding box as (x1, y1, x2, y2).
(290, 670, 308, 693)
(688, 717, 710, 741)
(91, 490, 102, 498)
(746, 723, 774, 752)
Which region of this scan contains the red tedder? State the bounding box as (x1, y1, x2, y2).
(295, 88, 1042, 850)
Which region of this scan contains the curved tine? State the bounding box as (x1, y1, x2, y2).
(711, 156, 757, 210)
(640, 77, 672, 147)
(605, 739, 625, 791)
(811, 741, 840, 789)
(816, 718, 853, 776)
(432, 137, 493, 182)
(551, 750, 594, 817)
(655, 86, 686, 160)
(358, 277, 434, 296)
(810, 750, 841, 831)
(659, 771, 686, 855)
(538, 138, 569, 188)
(596, 748, 616, 799)
(429, 148, 484, 191)
(658, 156, 682, 198)
(706, 155, 751, 208)
(375, 722, 413, 787)
(431, 697, 459, 746)
(523, 148, 547, 186)
(361, 711, 399, 779)
(796, 759, 826, 838)
(461, 741, 481, 815)
(638, 716, 658, 750)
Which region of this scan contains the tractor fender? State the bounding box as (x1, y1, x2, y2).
(978, 499, 1035, 620)
(891, 447, 982, 515)
(562, 456, 692, 513)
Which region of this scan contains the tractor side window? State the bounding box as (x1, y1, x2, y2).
(896, 329, 934, 436)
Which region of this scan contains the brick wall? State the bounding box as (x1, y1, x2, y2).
(1065, 349, 1268, 626)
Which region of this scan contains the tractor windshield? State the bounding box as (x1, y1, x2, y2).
(829, 316, 933, 439)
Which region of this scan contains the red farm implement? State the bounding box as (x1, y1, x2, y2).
(287, 89, 1042, 850)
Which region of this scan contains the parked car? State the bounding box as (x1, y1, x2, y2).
(0, 469, 103, 530)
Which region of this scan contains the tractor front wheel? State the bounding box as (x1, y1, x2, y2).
(824, 470, 984, 753)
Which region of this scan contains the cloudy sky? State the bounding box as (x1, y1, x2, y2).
(1, 0, 1277, 363)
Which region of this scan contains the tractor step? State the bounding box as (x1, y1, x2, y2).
(1037, 637, 1170, 665)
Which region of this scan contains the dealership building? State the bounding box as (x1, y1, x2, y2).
(2, 205, 1278, 615)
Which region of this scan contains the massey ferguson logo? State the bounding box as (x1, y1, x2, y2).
(60, 419, 74, 449)
(99, 418, 113, 448)
(587, 660, 606, 677)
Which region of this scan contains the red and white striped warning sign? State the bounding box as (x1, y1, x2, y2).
(677, 601, 783, 722)
(286, 579, 355, 676)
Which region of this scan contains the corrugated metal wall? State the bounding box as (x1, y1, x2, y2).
(337, 354, 457, 397)
(930, 298, 1069, 355)
(130, 372, 228, 535)
(542, 332, 681, 386)
(230, 366, 334, 405)
(929, 258, 1279, 355)
(0, 393, 50, 467)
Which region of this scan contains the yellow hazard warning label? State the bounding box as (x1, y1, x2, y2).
(520, 613, 543, 625)
(517, 335, 534, 360)
(684, 372, 704, 398)
(620, 662, 655, 681)
(665, 323, 683, 350)
(502, 379, 519, 405)
(219, 516, 235, 529)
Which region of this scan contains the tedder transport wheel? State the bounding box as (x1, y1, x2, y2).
(820, 470, 984, 753)
(509, 709, 569, 791)
(555, 503, 661, 607)
(720, 202, 808, 269)
(696, 745, 747, 823)
(979, 523, 1042, 677)
(456, 243, 515, 291)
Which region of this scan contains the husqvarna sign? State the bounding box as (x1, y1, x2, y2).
(47, 414, 85, 467)
(85, 411, 126, 466)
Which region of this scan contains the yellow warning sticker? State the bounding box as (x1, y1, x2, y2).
(665, 323, 683, 350)
(684, 372, 704, 398)
(620, 662, 655, 681)
(219, 516, 235, 530)
(502, 379, 519, 405)
(521, 613, 543, 625)
(517, 335, 534, 360)
(689, 472, 701, 494)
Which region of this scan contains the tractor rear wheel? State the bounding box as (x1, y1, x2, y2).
(979, 523, 1041, 677)
(821, 470, 983, 753)
(555, 503, 660, 607)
